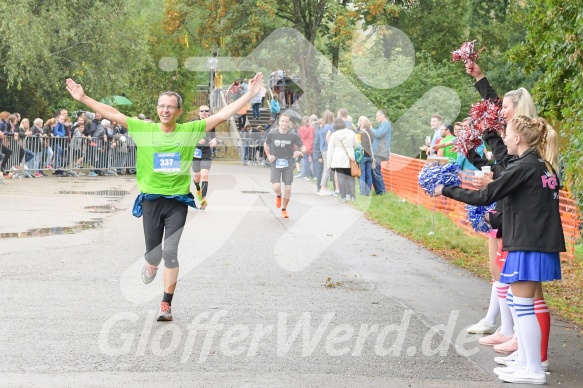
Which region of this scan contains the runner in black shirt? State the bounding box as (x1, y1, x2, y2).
(191, 105, 215, 210)
(264, 113, 305, 218)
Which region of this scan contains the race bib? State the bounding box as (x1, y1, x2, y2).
(154, 152, 180, 172)
(194, 148, 202, 159)
(275, 158, 289, 168)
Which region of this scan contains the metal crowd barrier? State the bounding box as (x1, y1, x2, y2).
(214, 136, 269, 166)
(240, 137, 267, 166)
(0, 134, 274, 180)
(1, 134, 137, 178)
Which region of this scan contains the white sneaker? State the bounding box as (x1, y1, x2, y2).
(466, 318, 497, 334)
(318, 189, 333, 196)
(494, 350, 518, 366)
(494, 352, 549, 372)
(494, 364, 521, 376)
(497, 367, 546, 384)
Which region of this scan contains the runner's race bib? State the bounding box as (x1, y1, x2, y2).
(194, 148, 203, 159)
(154, 152, 180, 172)
(275, 158, 289, 168)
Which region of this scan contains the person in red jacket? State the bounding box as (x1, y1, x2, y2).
(298, 116, 315, 180)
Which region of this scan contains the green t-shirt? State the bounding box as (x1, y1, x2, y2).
(441, 135, 457, 160)
(127, 117, 206, 195)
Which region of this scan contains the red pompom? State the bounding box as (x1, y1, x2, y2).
(452, 40, 485, 64)
(470, 98, 505, 133)
(453, 124, 483, 156)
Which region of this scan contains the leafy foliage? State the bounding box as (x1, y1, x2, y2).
(509, 0, 583, 203)
(3, 0, 573, 162)
(342, 50, 477, 157)
(0, 0, 151, 118)
(163, 0, 284, 56)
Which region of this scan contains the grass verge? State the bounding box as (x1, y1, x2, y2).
(353, 192, 583, 330)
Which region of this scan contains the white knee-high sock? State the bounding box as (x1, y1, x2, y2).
(507, 290, 525, 367)
(496, 282, 514, 336)
(514, 296, 542, 373)
(484, 282, 500, 325)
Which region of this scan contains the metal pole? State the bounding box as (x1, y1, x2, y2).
(207, 55, 218, 113)
(210, 68, 214, 113)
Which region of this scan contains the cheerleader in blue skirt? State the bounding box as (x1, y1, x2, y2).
(435, 115, 564, 385)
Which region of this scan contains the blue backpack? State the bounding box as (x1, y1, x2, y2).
(354, 145, 364, 164)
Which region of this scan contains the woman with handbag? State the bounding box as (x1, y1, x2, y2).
(327, 117, 359, 202)
(357, 116, 375, 196)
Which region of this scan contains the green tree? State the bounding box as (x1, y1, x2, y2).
(0, 0, 151, 118)
(510, 0, 583, 203)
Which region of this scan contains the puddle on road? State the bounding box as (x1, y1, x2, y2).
(84, 204, 126, 213)
(0, 220, 103, 239)
(58, 189, 130, 197)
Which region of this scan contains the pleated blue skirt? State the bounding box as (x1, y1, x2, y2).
(499, 251, 562, 284)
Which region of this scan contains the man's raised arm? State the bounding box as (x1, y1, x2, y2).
(66, 79, 128, 128)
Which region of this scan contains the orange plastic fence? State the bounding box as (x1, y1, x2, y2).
(381, 154, 581, 261)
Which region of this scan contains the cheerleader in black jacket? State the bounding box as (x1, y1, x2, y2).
(464, 62, 537, 354)
(466, 63, 560, 370)
(435, 116, 564, 385)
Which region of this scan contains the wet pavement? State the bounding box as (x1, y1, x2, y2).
(1, 165, 581, 387)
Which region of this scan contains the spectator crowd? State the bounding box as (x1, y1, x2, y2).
(0, 109, 150, 178)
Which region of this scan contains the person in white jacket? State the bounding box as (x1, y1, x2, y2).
(327, 117, 359, 202)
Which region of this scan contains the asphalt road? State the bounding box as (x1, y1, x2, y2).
(1, 164, 581, 387)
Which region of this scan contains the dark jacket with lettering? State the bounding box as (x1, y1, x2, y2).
(443, 149, 565, 252)
(466, 77, 511, 232)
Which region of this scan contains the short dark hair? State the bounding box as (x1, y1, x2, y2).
(431, 113, 442, 121)
(158, 91, 183, 108)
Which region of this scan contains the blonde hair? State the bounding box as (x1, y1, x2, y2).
(504, 88, 537, 118)
(359, 116, 371, 130)
(510, 116, 559, 172)
(543, 125, 559, 173)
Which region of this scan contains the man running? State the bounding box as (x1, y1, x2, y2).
(192, 105, 214, 210)
(65, 73, 263, 321)
(263, 113, 305, 218)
